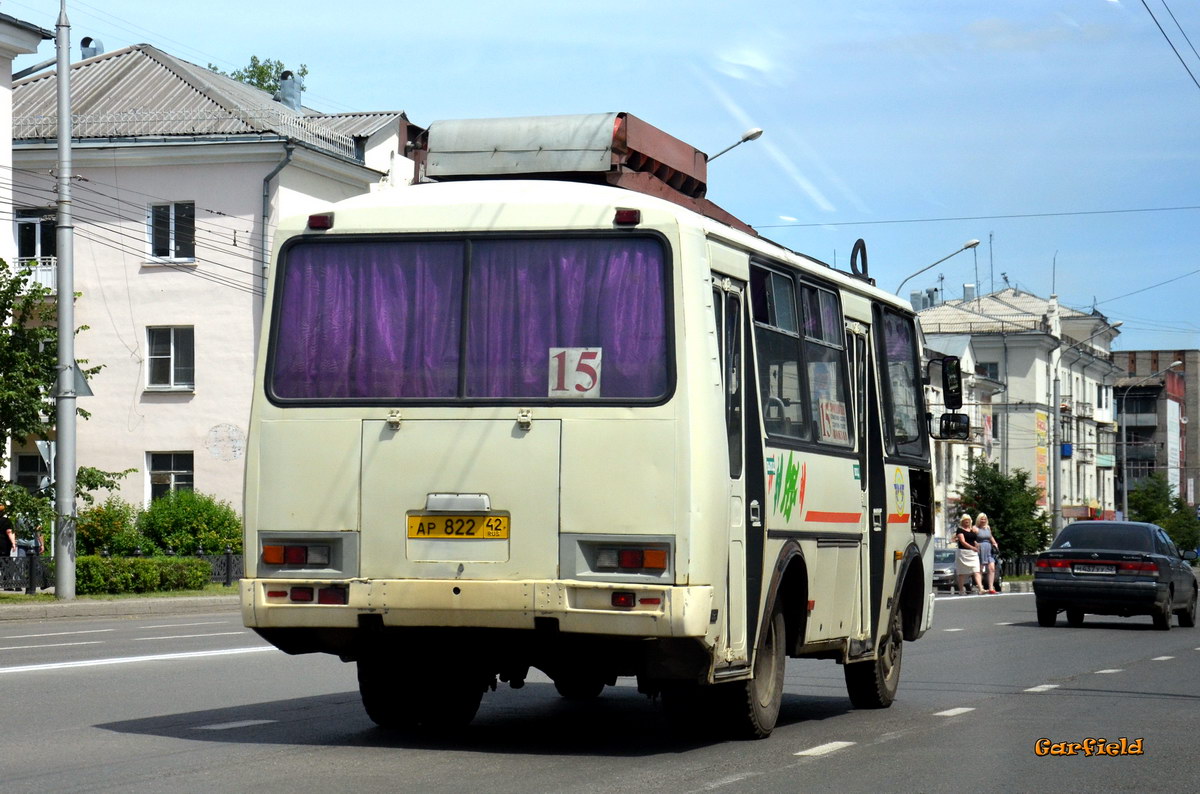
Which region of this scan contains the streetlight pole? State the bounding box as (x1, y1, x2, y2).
(1120, 360, 1183, 519)
(896, 239, 981, 296)
(707, 127, 763, 163)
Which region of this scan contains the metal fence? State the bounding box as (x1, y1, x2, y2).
(999, 554, 1039, 578)
(0, 553, 245, 593)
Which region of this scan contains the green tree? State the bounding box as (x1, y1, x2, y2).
(957, 462, 1052, 556)
(0, 259, 131, 537)
(1128, 473, 1200, 553)
(208, 56, 308, 94)
(136, 490, 243, 555)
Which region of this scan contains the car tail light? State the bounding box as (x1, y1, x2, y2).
(1035, 559, 1070, 569)
(1117, 561, 1159, 575)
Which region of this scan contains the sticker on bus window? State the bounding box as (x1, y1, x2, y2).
(548, 347, 603, 398)
(818, 399, 850, 444)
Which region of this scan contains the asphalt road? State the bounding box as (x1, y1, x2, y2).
(1, 592, 1196, 793)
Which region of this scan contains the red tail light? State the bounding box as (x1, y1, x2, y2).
(1036, 559, 1070, 569)
(318, 586, 348, 605)
(612, 591, 636, 608)
(290, 586, 314, 602)
(1117, 561, 1159, 575)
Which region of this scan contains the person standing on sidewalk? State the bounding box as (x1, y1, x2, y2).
(954, 514, 984, 595)
(975, 512, 999, 594)
(0, 504, 15, 558)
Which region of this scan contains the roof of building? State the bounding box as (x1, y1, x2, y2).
(918, 288, 1056, 335)
(12, 44, 406, 161)
(0, 12, 52, 40)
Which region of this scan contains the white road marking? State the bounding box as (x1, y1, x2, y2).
(141, 621, 230, 629)
(0, 641, 105, 652)
(3, 629, 114, 639)
(1025, 684, 1059, 693)
(795, 741, 856, 757)
(135, 632, 247, 641)
(0, 646, 275, 674)
(934, 707, 975, 717)
(1152, 656, 1174, 661)
(196, 719, 277, 731)
(943, 628, 964, 632)
(1094, 669, 1123, 674)
(994, 621, 1014, 626)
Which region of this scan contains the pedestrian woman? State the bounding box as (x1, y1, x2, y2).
(0, 504, 15, 559)
(954, 514, 984, 595)
(975, 512, 999, 594)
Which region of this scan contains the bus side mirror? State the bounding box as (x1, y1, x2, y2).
(941, 356, 963, 410)
(936, 413, 971, 440)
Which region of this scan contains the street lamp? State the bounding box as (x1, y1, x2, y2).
(1119, 360, 1183, 519)
(707, 127, 763, 162)
(896, 239, 981, 295)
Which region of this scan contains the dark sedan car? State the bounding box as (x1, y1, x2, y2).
(1034, 521, 1198, 629)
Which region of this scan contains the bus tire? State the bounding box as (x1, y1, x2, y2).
(843, 605, 902, 709)
(553, 676, 606, 700)
(358, 657, 485, 731)
(726, 607, 786, 739)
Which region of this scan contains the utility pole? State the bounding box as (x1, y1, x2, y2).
(54, 0, 77, 600)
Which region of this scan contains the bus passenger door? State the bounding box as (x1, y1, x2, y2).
(846, 321, 876, 641)
(715, 279, 749, 663)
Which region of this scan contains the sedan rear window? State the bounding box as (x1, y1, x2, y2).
(1051, 525, 1151, 552)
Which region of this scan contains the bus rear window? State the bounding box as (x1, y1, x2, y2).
(270, 236, 669, 401)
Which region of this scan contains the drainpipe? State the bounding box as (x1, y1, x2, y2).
(261, 143, 295, 302)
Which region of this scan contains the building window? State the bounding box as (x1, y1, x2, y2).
(14, 454, 49, 493)
(149, 202, 195, 259)
(976, 361, 999, 381)
(147, 327, 195, 389)
(149, 452, 193, 500)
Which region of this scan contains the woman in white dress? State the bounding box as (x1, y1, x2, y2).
(954, 514, 984, 595)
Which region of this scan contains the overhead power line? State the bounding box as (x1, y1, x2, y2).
(756, 204, 1200, 229)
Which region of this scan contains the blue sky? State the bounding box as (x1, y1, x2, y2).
(9, 0, 1200, 351)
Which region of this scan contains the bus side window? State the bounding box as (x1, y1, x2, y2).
(878, 308, 928, 458)
(800, 285, 852, 448)
(750, 266, 808, 441)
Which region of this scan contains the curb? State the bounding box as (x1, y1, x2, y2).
(0, 594, 240, 622)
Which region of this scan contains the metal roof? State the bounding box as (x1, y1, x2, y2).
(314, 111, 406, 139)
(12, 44, 360, 159)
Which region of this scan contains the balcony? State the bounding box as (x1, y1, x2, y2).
(1075, 447, 1096, 464)
(1074, 401, 1094, 418)
(1118, 412, 1158, 428)
(18, 257, 56, 292)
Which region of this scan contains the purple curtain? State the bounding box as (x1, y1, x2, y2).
(272, 241, 464, 398)
(465, 238, 667, 398)
(271, 237, 667, 400)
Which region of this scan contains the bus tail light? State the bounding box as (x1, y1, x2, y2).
(318, 586, 348, 605)
(290, 586, 314, 602)
(596, 545, 670, 572)
(612, 591, 636, 608)
(263, 544, 331, 567)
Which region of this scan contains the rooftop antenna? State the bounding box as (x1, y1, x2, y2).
(1052, 250, 1058, 295)
(1001, 271, 1010, 287)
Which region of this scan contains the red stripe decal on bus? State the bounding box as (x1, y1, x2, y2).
(887, 514, 909, 524)
(805, 511, 862, 523)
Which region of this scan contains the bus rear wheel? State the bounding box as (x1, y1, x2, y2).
(357, 656, 485, 731)
(723, 607, 786, 739)
(844, 606, 902, 709)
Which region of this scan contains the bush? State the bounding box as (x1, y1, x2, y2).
(137, 490, 243, 555)
(76, 497, 142, 555)
(74, 555, 212, 595)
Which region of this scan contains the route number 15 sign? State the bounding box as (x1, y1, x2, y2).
(548, 347, 603, 398)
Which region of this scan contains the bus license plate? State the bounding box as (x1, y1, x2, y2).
(1073, 564, 1115, 575)
(407, 515, 509, 539)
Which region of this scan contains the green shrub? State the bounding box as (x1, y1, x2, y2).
(137, 490, 242, 555)
(73, 555, 213, 594)
(76, 496, 141, 555)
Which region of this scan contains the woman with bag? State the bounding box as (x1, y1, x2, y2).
(975, 512, 1000, 594)
(954, 514, 984, 595)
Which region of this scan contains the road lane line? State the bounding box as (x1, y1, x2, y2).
(934, 707, 975, 717)
(994, 622, 1014, 626)
(134, 632, 248, 641)
(141, 621, 230, 629)
(196, 719, 277, 730)
(1152, 656, 1174, 661)
(943, 628, 964, 632)
(0, 646, 275, 674)
(1094, 669, 1123, 674)
(3, 629, 114, 639)
(0, 641, 105, 651)
(795, 741, 856, 757)
(1025, 684, 1059, 693)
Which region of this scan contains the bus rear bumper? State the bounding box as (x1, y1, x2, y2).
(242, 578, 714, 639)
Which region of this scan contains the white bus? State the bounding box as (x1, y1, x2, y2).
(242, 113, 967, 739)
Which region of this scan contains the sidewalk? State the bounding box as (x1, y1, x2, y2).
(0, 593, 240, 621)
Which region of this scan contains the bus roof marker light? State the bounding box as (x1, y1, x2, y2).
(307, 213, 334, 230)
(613, 208, 640, 226)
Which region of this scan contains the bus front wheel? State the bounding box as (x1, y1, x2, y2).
(843, 606, 902, 709)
